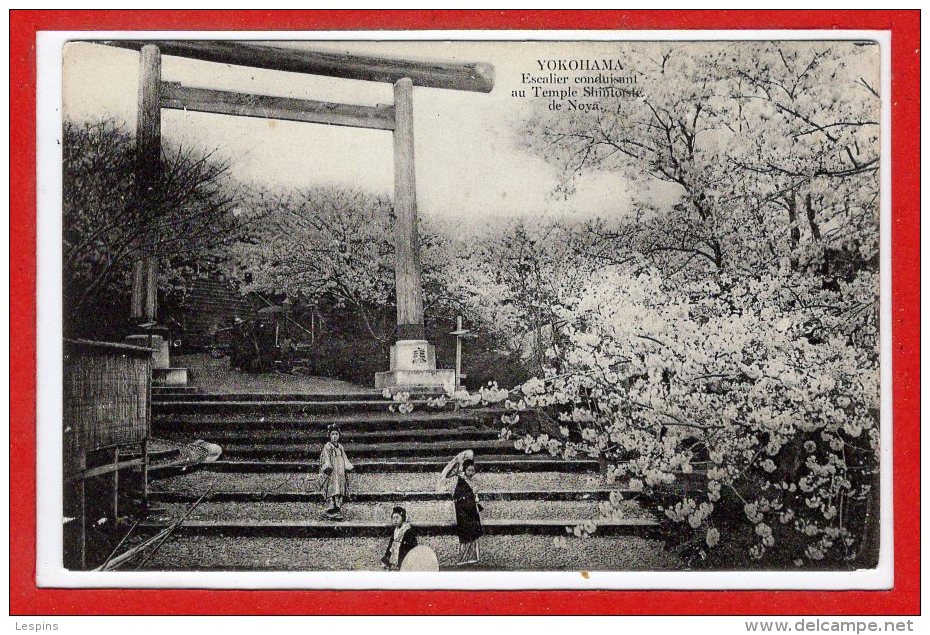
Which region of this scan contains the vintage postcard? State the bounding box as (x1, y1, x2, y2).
(30, 25, 901, 596)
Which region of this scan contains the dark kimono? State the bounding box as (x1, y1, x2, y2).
(452, 476, 483, 544)
(381, 522, 418, 569)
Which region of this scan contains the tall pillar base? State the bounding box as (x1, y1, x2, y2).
(375, 369, 456, 394)
(152, 367, 190, 387)
(375, 339, 455, 394)
(124, 334, 189, 387)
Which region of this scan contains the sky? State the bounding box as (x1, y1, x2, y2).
(62, 40, 641, 231)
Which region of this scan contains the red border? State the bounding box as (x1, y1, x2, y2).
(10, 10, 920, 615)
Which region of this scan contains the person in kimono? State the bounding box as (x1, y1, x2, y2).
(319, 425, 353, 519)
(381, 506, 418, 570)
(441, 453, 483, 566)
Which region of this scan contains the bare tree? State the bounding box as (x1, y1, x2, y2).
(63, 119, 240, 335)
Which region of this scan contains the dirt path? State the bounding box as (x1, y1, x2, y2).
(174, 353, 367, 394)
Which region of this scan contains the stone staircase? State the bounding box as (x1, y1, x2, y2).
(175, 277, 254, 350)
(139, 387, 674, 571)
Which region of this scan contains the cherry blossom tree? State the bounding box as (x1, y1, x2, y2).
(460, 41, 884, 568)
(431, 220, 602, 372)
(227, 186, 397, 343)
(523, 41, 879, 276)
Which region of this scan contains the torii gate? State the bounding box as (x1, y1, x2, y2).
(111, 41, 494, 393)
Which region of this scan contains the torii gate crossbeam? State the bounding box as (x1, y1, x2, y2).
(107, 40, 495, 93)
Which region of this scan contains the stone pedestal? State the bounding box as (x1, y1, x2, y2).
(152, 366, 190, 387)
(124, 334, 189, 387)
(375, 339, 456, 394)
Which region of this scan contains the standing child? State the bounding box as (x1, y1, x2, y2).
(381, 506, 418, 570)
(319, 425, 353, 520)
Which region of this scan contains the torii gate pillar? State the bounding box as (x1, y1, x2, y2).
(102, 41, 493, 393)
(376, 78, 455, 394)
(125, 44, 178, 381)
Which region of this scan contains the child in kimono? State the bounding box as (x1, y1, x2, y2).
(319, 425, 353, 519)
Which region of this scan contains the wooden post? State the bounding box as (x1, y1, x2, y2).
(392, 78, 425, 340)
(141, 438, 149, 511)
(455, 315, 464, 387)
(130, 260, 145, 320)
(78, 454, 86, 570)
(111, 448, 120, 522)
(142, 352, 151, 510)
(133, 44, 162, 324)
(63, 451, 89, 570)
(376, 79, 458, 390)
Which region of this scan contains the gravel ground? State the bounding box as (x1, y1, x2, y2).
(152, 471, 618, 494)
(152, 499, 652, 523)
(140, 534, 680, 571)
(175, 354, 364, 394)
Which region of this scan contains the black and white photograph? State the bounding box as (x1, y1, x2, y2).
(46, 35, 887, 583)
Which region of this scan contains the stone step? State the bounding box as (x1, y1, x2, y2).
(217, 439, 519, 460)
(150, 470, 616, 494)
(141, 517, 657, 538)
(153, 411, 497, 432)
(149, 456, 600, 475)
(154, 391, 385, 402)
(155, 426, 500, 444)
(153, 389, 453, 403)
(150, 488, 622, 503)
(152, 498, 648, 524)
(152, 386, 200, 396)
(134, 534, 679, 571)
(152, 398, 445, 416)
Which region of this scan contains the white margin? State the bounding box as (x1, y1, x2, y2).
(36, 28, 894, 590)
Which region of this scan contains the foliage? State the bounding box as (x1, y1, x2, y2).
(430, 220, 603, 373)
(475, 264, 878, 568)
(227, 186, 398, 343)
(63, 118, 241, 337)
(456, 41, 884, 569)
(226, 187, 552, 386)
(523, 41, 880, 276)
